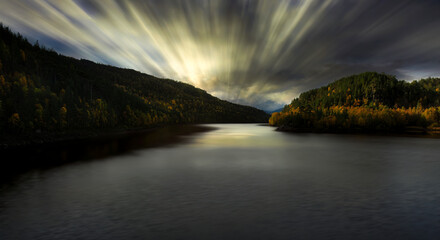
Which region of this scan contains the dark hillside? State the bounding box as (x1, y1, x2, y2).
(0, 24, 268, 142)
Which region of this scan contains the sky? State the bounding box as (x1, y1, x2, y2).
(1, 0, 440, 111)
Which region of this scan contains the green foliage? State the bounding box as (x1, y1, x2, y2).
(0, 24, 269, 134)
(270, 72, 440, 132)
(290, 72, 440, 110)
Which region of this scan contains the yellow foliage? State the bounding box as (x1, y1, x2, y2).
(9, 113, 20, 126)
(60, 106, 67, 115)
(269, 112, 281, 126)
(363, 98, 368, 105)
(270, 104, 440, 130)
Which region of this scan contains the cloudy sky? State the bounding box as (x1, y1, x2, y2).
(1, 0, 439, 110)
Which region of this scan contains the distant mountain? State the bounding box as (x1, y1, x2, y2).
(265, 108, 284, 114)
(270, 72, 440, 133)
(0, 24, 269, 138)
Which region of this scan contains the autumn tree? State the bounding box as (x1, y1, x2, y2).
(8, 113, 23, 131)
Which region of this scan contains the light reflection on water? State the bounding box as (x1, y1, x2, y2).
(1, 124, 440, 240)
(188, 124, 291, 148)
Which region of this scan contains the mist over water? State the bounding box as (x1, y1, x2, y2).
(1, 124, 440, 239)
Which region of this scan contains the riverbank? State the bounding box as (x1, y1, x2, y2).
(0, 124, 219, 150)
(275, 125, 440, 137)
(0, 127, 159, 150)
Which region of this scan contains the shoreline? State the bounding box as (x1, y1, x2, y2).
(274, 125, 440, 138)
(0, 121, 269, 150)
(0, 124, 220, 150)
(0, 124, 217, 180)
(0, 127, 160, 150)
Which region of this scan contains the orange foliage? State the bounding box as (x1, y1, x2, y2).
(8, 113, 21, 128)
(269, 105, 440, 131)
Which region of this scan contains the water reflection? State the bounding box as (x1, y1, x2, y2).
(189, 124, 289, 148)
(1, 124, 440, 239)
(0, 125, 214, 180)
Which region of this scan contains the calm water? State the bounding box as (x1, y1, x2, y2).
(1, 124, 440, 239)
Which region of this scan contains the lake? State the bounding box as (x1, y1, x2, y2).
(1, 124, 440, 239)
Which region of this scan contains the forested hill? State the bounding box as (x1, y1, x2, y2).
(270, 72, 440, 132)
(0, 24, 268, 137)
(289, 72, 440, 110)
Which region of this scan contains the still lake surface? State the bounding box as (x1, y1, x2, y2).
(1, 124, 440, 239)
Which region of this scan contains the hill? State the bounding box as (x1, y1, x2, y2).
(0, 24, 268, 144)
(265, 108, 284, 114)
(270, 72, 440, 133)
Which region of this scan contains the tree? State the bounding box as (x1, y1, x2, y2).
(8, 112, 23, 131)
(59, 106, 67, 129)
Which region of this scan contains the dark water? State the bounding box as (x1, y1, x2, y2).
(1, 124, 440, 240)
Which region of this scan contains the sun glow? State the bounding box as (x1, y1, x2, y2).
(0, 0, 334, 108)
(1, 0, 439, 110)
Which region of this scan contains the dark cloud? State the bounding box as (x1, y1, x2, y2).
(1, 0, 439, 110)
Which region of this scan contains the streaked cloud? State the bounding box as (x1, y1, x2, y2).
(1, 0, 439, 110)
